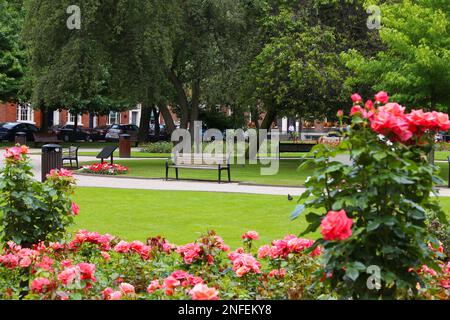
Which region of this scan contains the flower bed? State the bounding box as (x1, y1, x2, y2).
(78, 163, 129, 175)
(0, 230, 329, 300)
(0, 229, 448, 300)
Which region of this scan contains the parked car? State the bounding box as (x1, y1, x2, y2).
(105, 124, 139, 141)
(89, 125, 112, 141)
(0, 122, 39, 142)
(53, 125, 91, 142)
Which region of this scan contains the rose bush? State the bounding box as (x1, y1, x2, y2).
(292, 91, 450, 299)
(78, 163, 129, 175)
(0, 146, 77, 247)
(0, 230, 330, 300)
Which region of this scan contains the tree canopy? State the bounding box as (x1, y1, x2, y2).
(344, 0, 450, 112)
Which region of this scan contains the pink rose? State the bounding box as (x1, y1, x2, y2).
(147, 280, 162, 293)
(337, 109, 344, 118)
(257, 245, 271, 258)
(351, 93, 362, 103)
(242, 231, 259, 241)
(375, 91, 389, 104)
(114, 241, 131, 253)
(189, 284, 219, 300)
(31, 277, 51, 293)
(101, 251, 111, 261)
(320, 209, 353, 241)
(71, 202, 80, 216)
(119, 283, 135, 295)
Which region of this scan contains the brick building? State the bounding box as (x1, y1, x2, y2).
(0, 102, 179, 130)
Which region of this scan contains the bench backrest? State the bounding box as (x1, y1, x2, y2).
(172, 153, 231, 166)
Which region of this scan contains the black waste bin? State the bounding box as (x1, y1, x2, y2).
(119, 134, 131, 158)
(15, 132, 27, 145)
(41, 144, 63, 182)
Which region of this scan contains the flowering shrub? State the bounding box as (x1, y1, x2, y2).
(0, 230, 333, 300)
(79, 163, 129, 175)
(292, 91, 450, 299)
(0, 146, 77, 247)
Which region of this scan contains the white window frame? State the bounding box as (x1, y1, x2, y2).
(108, 111, 120, 125)
(16, 103, 35, 124)
(67, 112, 83, 126)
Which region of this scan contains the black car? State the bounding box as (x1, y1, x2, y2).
(53, 125, 91, 142)
(89, 125, 112, 141)
(0, 122, 39, 142)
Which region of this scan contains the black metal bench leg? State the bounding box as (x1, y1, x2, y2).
(165, 163, 169, 181)
(176, 168, 179, 180)
(218, 166, 221, 183)
(228, 165, 231, 182)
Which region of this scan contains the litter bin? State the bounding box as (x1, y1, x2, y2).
(15, 132, 27, 145)
(41, 144, 63, 182)
(119, 134, 131, 158)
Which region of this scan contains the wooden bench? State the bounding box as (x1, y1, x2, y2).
(33, 133, 62, 147)
(62, 145, 80, 168)
(166, 153, 231, 183)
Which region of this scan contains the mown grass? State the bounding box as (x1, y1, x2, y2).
(72, 187, 450, 248)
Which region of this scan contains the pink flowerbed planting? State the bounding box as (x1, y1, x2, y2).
(79, 163, 129, 175)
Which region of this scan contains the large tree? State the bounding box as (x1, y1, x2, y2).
(0, 0, 25, 102)
(241, 0, 382, 129)
(344, 0, 450, 112)
(22, 0, 127, 131)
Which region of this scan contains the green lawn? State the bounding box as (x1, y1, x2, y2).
(79, 159, 314, 186)
(78, 158, 449, 187)
(72, 187, 450, 248)
(72, 187, 314, 247)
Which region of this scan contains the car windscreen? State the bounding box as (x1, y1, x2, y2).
(0, 122, 16, 129)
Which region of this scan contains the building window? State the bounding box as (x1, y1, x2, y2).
(67, 112, 82, 125)
(108, 111, 120, 125)
(16, 103, 34, 123)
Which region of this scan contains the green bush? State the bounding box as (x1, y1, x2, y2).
(0, 146, 77, 247)
(140, 142, 173, 154)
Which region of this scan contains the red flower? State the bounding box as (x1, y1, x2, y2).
(71, 202, 80, 216)
(375, 91, 389, 104)
(320, 210, 353, 241)
(351, 93, 362, 103)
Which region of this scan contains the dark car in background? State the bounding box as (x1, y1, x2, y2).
(0, 122, 39, 142)
(149, 124, 170, 142)
(89, 125, 112, 141)
(52, 125, 91, 142)
(105, 124, 139, 141)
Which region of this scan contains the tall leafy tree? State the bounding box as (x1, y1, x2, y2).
(23, 0, 126, 131)
(344, 0, 450, 112)
(242, 0, 382, 129)
(0, 0, 25, 102)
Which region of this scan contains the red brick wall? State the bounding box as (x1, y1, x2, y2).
(0, 102, 17, 122)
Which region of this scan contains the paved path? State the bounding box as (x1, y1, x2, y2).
(1, 152, 450, 197)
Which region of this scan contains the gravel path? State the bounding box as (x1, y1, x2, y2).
(1, 152, 449, 197)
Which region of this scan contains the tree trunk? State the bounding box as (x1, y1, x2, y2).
(260, 104, 277, 130)
(159, 102, 176, 135)
(167, 68, 189, 129)
(189, 79, 201, 139)
(40, 107, 49, 133)
(138, 105, 151, 143)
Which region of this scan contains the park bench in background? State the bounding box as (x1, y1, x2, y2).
(96, 146, 117, 164)
(62, 145, 80, 168)
(279, 141, 318, 153)
(166, 153, 231, 183)
(33, 133, 62, 147)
